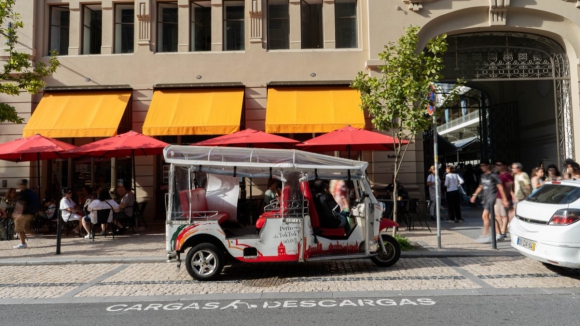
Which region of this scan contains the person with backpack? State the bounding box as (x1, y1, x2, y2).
(13, 179, 40, 249)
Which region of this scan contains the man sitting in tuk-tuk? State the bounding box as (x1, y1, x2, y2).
(313, 180, 350, 234)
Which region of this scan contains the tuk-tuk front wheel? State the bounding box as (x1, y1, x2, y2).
(185, 243, 224, 281)
(371, 234, 401, 267)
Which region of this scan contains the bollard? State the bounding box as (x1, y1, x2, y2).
(490, 208, 497, 250)
(56, 209, 62, 255)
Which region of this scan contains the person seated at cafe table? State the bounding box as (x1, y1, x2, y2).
(61, 187, 92, 236)
(84, 189, 120, 238)
(112, 185, 135, 234)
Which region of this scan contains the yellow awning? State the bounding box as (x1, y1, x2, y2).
(143, 89, 244, 136)
(265, 87, 365, 133)
(23, 91, 131, 138)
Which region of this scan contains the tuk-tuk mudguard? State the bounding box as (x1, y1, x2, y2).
(379, 218, 399, 232)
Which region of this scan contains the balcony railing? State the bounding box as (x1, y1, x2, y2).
(438, 110, 480, 134)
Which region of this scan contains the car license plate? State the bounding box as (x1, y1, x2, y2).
(517, 237, 536, 251)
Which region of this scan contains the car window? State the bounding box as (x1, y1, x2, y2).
(527, 184, 580, 204)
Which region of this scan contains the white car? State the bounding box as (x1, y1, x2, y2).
(510, 180, 580, 268)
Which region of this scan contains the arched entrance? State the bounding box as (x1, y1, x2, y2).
(438, 32, 573, 167)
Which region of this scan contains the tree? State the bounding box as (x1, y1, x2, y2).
(352, 26, 464, 233)
(0, 0, 59, 123)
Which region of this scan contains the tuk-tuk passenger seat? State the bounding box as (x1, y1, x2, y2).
(179, 188, 230, 224)
(255, 186, 291, 230)
(300, 181, 346, 237)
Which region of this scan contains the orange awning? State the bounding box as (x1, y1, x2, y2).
(142, 88, 244, 136)
(265, 87, 365, 133)
(23, 91, 131, 138)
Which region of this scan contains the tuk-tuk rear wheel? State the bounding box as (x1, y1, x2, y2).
(185, 243, 224, 281)
(371, 234, 401, 267)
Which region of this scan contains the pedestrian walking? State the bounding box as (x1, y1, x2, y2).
(494, 160, 513, 241)
(545, 164, 562, 182)
(470, 161, 509, 243)
(570, 162, 580, 179)
(444, 165, 464, 223)
(530, 167, 545, 194)
(463, 164, 478, 207)
(12, 179, 40, 249)
(562, 158, 576, 179)
(512, 162, 532, 205)
(426, 165, 439, 220)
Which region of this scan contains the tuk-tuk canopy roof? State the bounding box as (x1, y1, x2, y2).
(163, 145, 369, 180)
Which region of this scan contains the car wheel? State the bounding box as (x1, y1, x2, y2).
(185, 243, 224, 281)
(371, 234, 401, 267)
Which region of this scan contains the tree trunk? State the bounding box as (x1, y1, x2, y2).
(392, 160, 398, 237)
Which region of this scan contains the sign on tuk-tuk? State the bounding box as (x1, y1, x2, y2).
(164, 146, 400, 281)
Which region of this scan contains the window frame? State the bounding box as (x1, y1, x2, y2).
(300, 0, 323, 49)
(81, 4, 103, 55)
(190, 0, 212, 51)
(223, 0, 245, 51)
(267, 0, 290, 50)
(334, 0, 357, 49)
(48, 5, 70, 56)
(114, 3, 135, 54)
(157, 1, 179, 53)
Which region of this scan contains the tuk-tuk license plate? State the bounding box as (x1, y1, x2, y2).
(517, 237, 536, 251)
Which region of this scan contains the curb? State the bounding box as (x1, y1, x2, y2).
(0, 250, 521, 266)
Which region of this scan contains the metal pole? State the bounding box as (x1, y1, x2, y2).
(490, 204, 497, 250)
(56, 209, 62, 255)
(433, 115, 442, 249)
(37, 153, 42, 206)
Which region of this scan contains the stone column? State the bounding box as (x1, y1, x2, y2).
(68, 2, 81, 55)
(178, 0, 190, 52)
(322, 0, 335, 49)
(249, 0, 263, 48)
(101, 0, 113, 54)
(289, 0, 301, 49)
(211, 0, 223, 51)
(136, 1, 152, 52)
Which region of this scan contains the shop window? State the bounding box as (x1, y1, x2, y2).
(115, 4, 135, 53)
(82, 4, 102, 54)
(191, 1, 211, 51)
(223, 0, 245, 51)
(300, 0, 323, 49)
(267, 0, 289, 50)
(335, 0, 357, 48)
(158, 2, 178, 52)
(49, 6, 70, 55)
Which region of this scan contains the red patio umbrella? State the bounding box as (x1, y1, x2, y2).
(0, 134, 77, 201)
(192, 128, 299, 148)
(297, 125, 410, 156)
(66, 131, 169, 202)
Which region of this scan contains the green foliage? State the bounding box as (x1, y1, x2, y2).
(394, 234, 415, 251)
(0, 0, 60, 123)
(352, 26, 464, 233)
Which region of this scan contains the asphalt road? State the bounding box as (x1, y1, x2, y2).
(2, 293, 578, 326)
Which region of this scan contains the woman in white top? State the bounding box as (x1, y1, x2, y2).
(426, 166, 439, 219)
(444, 165, 464, 223)
(60, 187, 83, 222)
(85, 189, 120, 238)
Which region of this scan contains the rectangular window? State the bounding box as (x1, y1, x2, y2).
(115, 4, 135, 53)
(49, 6, 70, 55)
(335, 0, 357, 48)
(158, 2, 178, 52)
(82, 5, 102, 54)
(190, 1, 211, 51)
(267, 0, 289, 50)
(223, 1, 245, 51)
(300, 0, 322, 49)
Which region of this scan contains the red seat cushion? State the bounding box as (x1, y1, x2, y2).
(256, 186, 291, 230)
(179, 188, 228, 224)
(300, 181, 320, 229)
(319, 228, 345, 237)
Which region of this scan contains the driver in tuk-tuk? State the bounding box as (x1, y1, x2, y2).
(313, 180, 351, 234)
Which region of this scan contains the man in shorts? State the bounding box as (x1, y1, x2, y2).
(494, 160, 513, 241)
(470, 162, 509, 243)
(13, 179, 39, 249)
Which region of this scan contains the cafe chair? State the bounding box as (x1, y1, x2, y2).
(134, 201, 148, 229)
(115, 206, 136, 234)
(407, 199, 432, 232)
(90, 209, 114, 241)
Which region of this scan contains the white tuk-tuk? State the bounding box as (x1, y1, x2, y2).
(164, 146, 400, 280)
